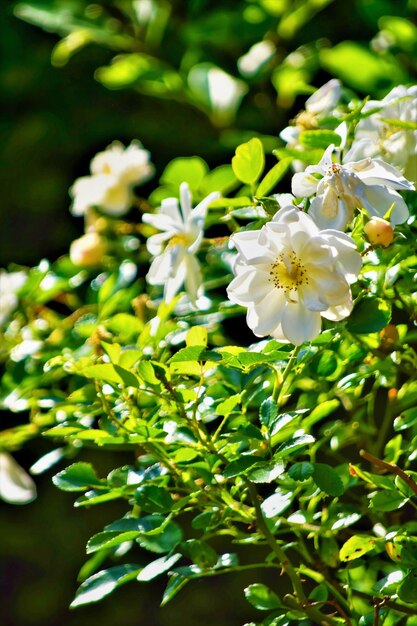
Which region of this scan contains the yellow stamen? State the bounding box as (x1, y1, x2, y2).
(269, 251, 309, 301)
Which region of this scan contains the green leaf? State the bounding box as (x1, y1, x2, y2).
(339, 535, 378, 562)
(71, 565, 140, 607)
(134, 485, 173, 513)
(160, 157, 208, 190)
(261, 490, 292, 517)
(96, 53, 182, 94)
(394, 407, 417, 432)
(369, 490, 407, 511)
(288, 462, 314, 481)
(299, 130, 342, 149)
(138, 521, 183, 555)
(380, 118, 417, 131)
(347, 298, 391, 334)
(244, 583, 282, 610)
(161, 573, 189, 606)
(320, 42, 407, 92)
(255, 158, 292, 197)
(137, 553, 182, 582)
(186, 326, 208, 347)
(398, 570, 417, 603)
(310, 351, 339, 378)
(83, 363, 139, 387)
(247, 460, 286, 483)
(312, 463, 345, 497)
(232, 138, 265, 185)
(53, 462, 103, 492)
(185, 539, 218, 569)
(223, 455, 262, 478)
(275, 434, 315, 458)
(200, 165, 238, 195)
(137, 361, 160, 386)
(86, 531, 140, 554)
(273, 147, 323, 166)
(170, 346, 221, 363)
(260, 398, 278, 429)
(216, 394, 240, 417)
(209, 196, 254, 209)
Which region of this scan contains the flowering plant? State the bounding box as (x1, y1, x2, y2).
(1, 82, 417, 626)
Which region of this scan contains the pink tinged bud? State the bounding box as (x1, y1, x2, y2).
(364, 217, 395, 247)
(69, 232, 107, 267)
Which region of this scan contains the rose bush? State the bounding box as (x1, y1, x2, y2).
(1, 82, 417, 626)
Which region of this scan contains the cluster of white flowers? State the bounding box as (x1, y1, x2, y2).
(62, 83, 416, 346)
(225, 83, 415, 344)
(347, 85, 417, 183)
(70, 140, 154, 217)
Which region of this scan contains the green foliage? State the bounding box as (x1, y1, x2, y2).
(2, 4, 417, 624)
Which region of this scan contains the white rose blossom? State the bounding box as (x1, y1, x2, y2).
(70, 140, 154, 217)
(346, 85, 417, 183)
(143, 183, 220, 302)
(292, 145, 414, 231)
(0, 270, 26, 326)
(280, 79, 342, 152)
(227, 205, 362, 346)
(0, 453, 37, 505)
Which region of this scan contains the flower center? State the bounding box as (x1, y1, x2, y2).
(168, 233, 190, 247)
(269, 251, 309, 300)
(328, 163, 341, 175)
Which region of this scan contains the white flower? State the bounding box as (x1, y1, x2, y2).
(70, 141, 154, 216)
(0, 453, 37, 504)
(0, 270, 26, 326)
(346, 85, 417, 183)
(280, 79, 342, 150)
(90, 140, 154, 185)
(292, 145, 413, 230)
(227, 205, 362, 345)
(143, 183, 220, 302)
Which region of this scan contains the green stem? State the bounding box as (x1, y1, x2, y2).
(273, 346, 301, 405)
(245, 480, 341, 626)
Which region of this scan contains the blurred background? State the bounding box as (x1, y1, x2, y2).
(1, 1, 417, 624)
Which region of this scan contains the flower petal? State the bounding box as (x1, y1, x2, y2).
(281, 301, 322, 345)
(0, 453, 37, 505)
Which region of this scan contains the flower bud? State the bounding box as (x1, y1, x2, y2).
(69, 232, 106, 267)
(364, 217, 394, 247)
(379, 324, 399, 349)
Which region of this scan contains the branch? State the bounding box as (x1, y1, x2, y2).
(359, 449, 417, 497)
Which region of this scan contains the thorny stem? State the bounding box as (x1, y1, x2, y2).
(352, 589, 417, 617)
(360, 449, 417, 497)
(245, 480, 341, 626)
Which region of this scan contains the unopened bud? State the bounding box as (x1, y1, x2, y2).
(364, 217, 394, 247)
(69, 232, 106, 267)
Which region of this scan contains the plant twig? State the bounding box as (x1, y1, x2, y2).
(360, 449, 417, 497)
